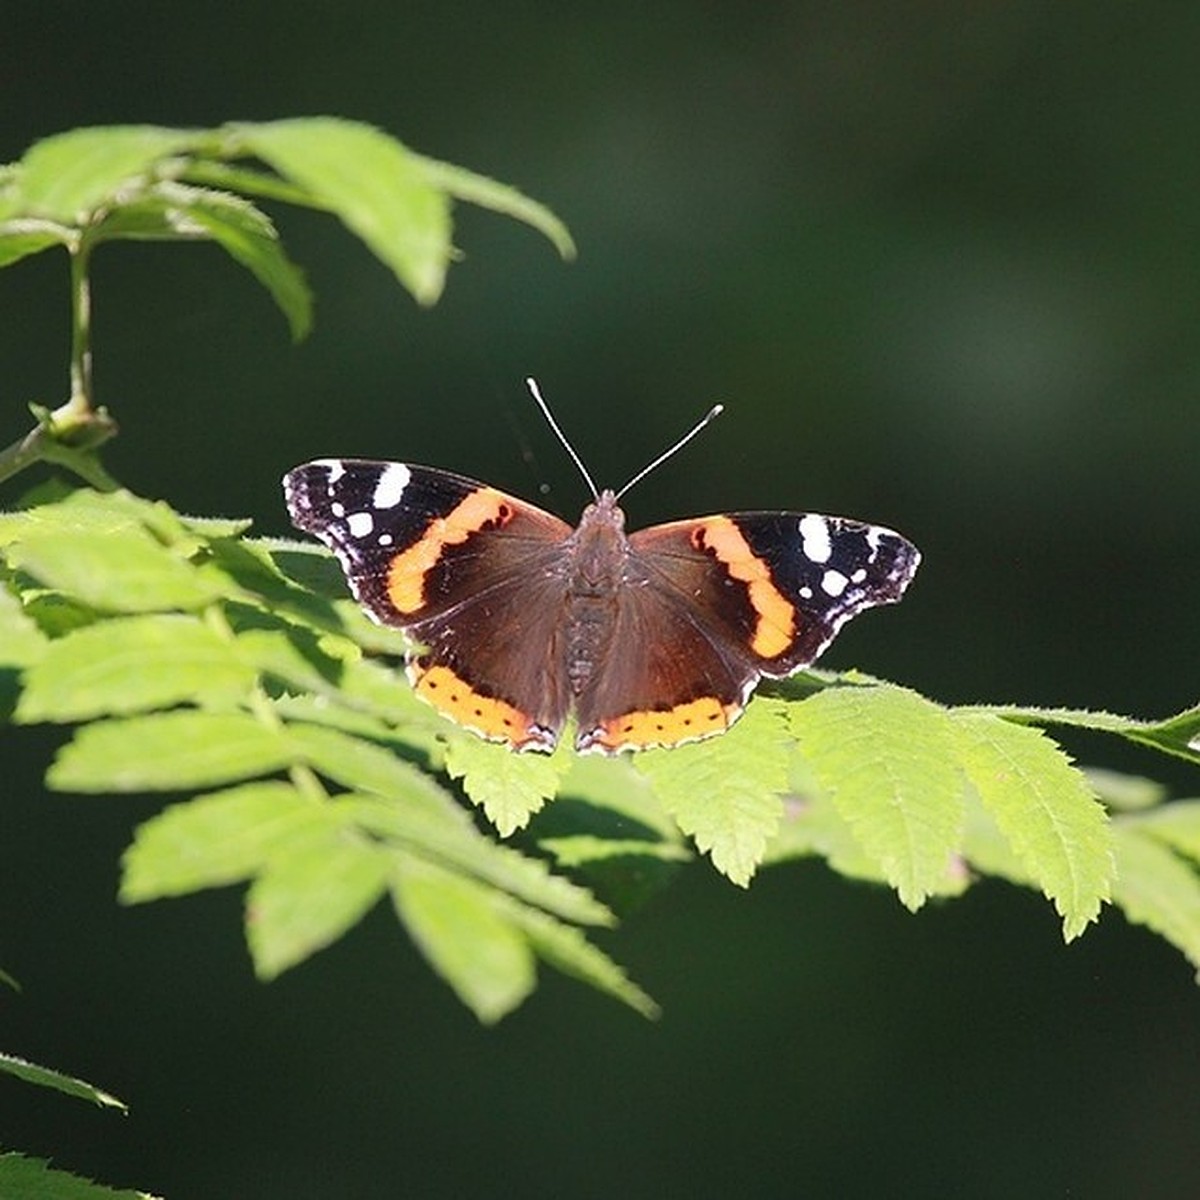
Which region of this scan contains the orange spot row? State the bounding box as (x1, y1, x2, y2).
(694, 517, 794, 658)
(590, 695, 740, 751)
(411, 663, 538, 747)
(386, 489, 512, 614)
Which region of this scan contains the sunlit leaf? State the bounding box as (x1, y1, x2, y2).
(417, 154, 576, 259)
(443, 731, 572, 836)
(343, 793, 613, 927)
(6, 527, 230, 613)
(789, 685, 963, 909)
(0, 584, 47, 667)
(510, 903, 659, 1019)
(0, 1153, 161, 1200)
(0, 1052, 126, 1111)
(13, 124, 198, 221)
(16, 613, 256, 722)
(121, 782, 324, 899)
(390, 851, 536, 1023)
(636, 699, 790, 886)
(225, 117, 451, 304)
(1131, 800, 1200, 866)
(1110, 823, 1200, 976)
(247, 824, 388, 979)
(0, 219, 72, 265)
(48, 712, 293, 792)
(953, 712, 1112, 939)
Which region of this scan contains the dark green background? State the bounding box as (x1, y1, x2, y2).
(4, 5, 1199, 1197)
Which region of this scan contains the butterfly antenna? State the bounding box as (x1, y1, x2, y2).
(525, 377, 599, 500)
(614, 403, 724, 501)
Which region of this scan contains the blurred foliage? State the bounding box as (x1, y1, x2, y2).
(3, 7, 1200, 1199)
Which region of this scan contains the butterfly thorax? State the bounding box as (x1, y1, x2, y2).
(568, 490, 630, 591)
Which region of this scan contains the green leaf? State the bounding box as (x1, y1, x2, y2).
(952, 712, 1113, 939)
(636, 699, 790, 886)
(971, 702, 1200, 768)
(510, 904, 659, 1019)
(1134, 704, 1200, 766)
(0, 218, 72, 265)
(183, 189, 311, 339)
(0, 584, 47, 667)
(390, 851, 536, 1023)
(1131, 800, 1200, 865)
(537, 836, 692, 868)
(180, 513, 254, 539)
(13, 124, 198, 221)
(417, 154, 576, 260)
(1084, 766, 1168, 812)
(0, 487, 196, 548)
(93, 181, 312, 339)
(344, 793, 614, 927)
(0, 1153, 161, 1200)
(120, 782, 325, 899)
(287, 721, 444, 799)
(6, 527, 230, 613)
(231, 624, 345, 697)
(238, 625, 434, 735)
(959, 789, 1034, 888)
(532, 754, 690, 916)
(556, 752, 681, 841)
(1110, 823, 1200, 977)
(180, 159, 316, 208)
(16, 613, 257, 722)
(47, 712, 293, 792)
(0, 1051, 126, 1110)
(788, 685, 964, 910)
(443, 732, 573, 836)
(226, 117, 452, 305)
(332, 653, 435, 720)
(766, 785, 973, 895)
(247, 824, 388, 979)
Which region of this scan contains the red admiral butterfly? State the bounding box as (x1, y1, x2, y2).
(284, 381, 920, 754)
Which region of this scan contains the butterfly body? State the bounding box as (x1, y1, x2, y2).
(284, 457, 920, 754)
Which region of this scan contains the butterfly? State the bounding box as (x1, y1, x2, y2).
(283, 381, 920, 753)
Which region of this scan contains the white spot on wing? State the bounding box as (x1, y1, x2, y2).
(347, 511, 374, 538)
(821, 569, 849, 597)
(373, 463, 412, 509)
(799, 514, 832, 564)
(310, 458, 346, 484)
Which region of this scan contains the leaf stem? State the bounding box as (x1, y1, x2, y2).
(0, 234, 121, 489)
(68, 238, 95, 417)
(0, 402, 120, 488)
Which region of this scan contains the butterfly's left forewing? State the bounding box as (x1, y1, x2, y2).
(284, 459, 573, 625)
(284, 459, 577, 749)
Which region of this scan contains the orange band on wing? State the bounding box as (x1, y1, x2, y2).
(386, 488, 513, 614)
(695, 517, 795, 658)
(409, 662, 550, 749)
(586, 696, 741, 752)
